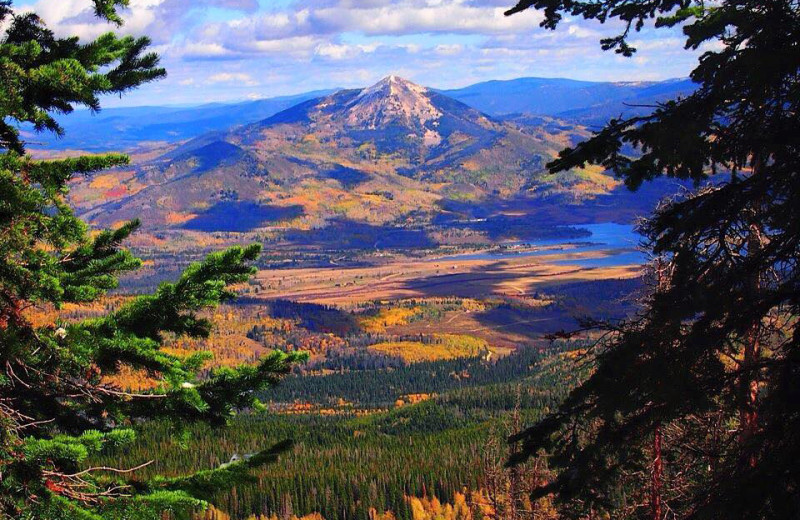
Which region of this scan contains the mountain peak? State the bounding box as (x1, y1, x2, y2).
(344, 75, 441, 129)
(363, 75, 416, 91)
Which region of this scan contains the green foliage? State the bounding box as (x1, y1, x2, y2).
(0, 1, 163, 154)
(506, 0, 800, 518)
(268, 343, 564, 408)
(90, 344, 585, 520)
(0, 2, 304, 518)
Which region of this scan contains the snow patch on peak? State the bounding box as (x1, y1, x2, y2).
(345, 75, 442, 129)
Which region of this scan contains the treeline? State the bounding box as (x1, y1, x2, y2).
(94, 400, 487, 519)
(263, 344, 576, 408)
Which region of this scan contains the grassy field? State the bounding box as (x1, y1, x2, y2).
(248, 253, 641, 305)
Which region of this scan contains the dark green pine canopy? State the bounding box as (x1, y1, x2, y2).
(505, 0, 800, 518)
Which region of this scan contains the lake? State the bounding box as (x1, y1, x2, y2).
(441, 222, 648, 267)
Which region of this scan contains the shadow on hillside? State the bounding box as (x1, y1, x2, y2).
(237, 298, 360, 336)
(393, 260, 643, 341)
(471, 303, 577, 339)
(394, 260, 577, 300)
(469, 277, 643, 341)
(437, 178, 690, 231)
(320, 165, 371, 189)
(284, 219, 437, 250)
(182, 202, 304, 232)
(433, 207, 590, 242)
(172, 140, 245, 172)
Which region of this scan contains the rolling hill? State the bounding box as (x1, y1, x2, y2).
(24, 90, 335, 153)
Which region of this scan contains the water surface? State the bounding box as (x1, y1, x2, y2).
(440, 222, 647, 267)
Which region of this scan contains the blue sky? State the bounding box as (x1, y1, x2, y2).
(13, 0, 706, 107)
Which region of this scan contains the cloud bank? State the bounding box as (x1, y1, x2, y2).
(14, 0, 703, 106)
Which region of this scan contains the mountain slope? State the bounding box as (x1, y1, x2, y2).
(73, 77, 616, 242)
(234, 76, 586, 184)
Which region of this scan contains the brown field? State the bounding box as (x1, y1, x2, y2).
(27, 245, 642, 379)
(243, 250, 641, 351)
(249, 251, 641, 306)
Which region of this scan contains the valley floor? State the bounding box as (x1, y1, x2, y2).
(250, 252, 640, 305)
(35, 218, 648, 520)
(79, 235, 646, 520)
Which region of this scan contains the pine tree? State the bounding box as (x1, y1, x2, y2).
(0, 2, 306, 518)
(505, 0, 800, 518)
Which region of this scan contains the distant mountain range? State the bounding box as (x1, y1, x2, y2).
(29, 76, 694, 152)
(23, 90, 336, 153)
(441, 77, 695, 125)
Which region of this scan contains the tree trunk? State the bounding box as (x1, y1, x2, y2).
(740, 156, 764, 466)
(650, 262, 667, 520)
(739, 228, 761, 467)
(509, 399, 522, 520)
(651, 423, 663, 520)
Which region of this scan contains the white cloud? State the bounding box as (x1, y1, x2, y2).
(306, 4, 544, 35)
(205, 0, 542, 39)
(315, 42, 355, 59)
(566, 24, 600, 39)
(434, 43, 463, 55)
(181, 0, 545, 60)
(13, 0, 704, 106)
(248, 36, 320, 57)
(18, 0, 255, 43)
(179, 42, 235, 59)
(206, 72, 259, 86)
(315, 42, 383, 59)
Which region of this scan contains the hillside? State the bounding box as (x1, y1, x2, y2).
(73, 76, 615, 244)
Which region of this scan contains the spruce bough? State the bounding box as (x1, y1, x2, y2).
(505, 0, 800, 518)
(0, 2, 306, 518)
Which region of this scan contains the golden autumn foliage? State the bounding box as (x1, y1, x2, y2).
(195, 506, 326, 520)
(408, 493, 473, 520)
(395, 393, 433, 407)
(23, 300, 278, 390)
(165, 211, 197, 225)
(88, 173, 120, 190)
(359, 307, 420, 333)
(369, 334, 489, 363)
(195, 493, 481, 520)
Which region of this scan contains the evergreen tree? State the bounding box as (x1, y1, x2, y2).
(505, 0, 799, 518)
(0, 2, 305, 518)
